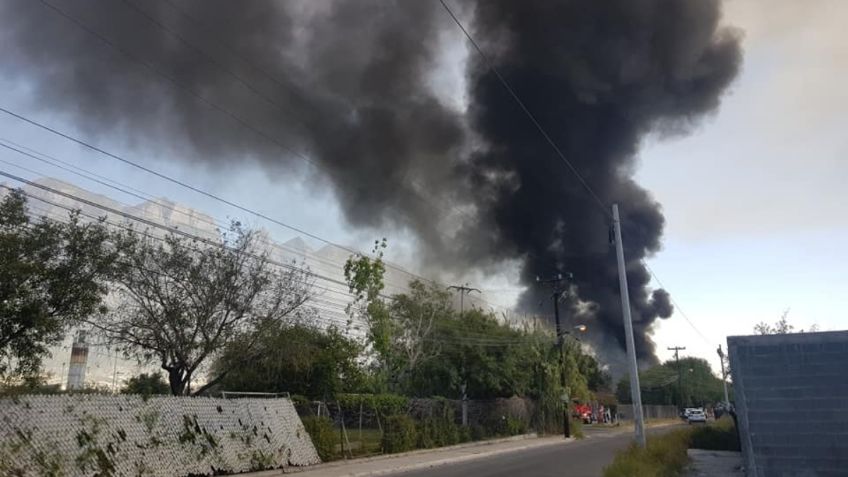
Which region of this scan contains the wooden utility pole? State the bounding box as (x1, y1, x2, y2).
(668, 346, 686, 408)
(537, 273, 572, 439)
(448, 284, 480, 427)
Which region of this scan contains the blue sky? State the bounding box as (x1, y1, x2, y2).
(1, 0, 845, 377)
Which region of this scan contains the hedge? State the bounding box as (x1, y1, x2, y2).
(381, 415, 417, 453)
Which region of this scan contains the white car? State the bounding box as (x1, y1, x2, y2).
(687, 409, 707, 424)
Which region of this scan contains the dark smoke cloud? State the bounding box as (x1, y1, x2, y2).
(464, 0, 741, 366)
(0, 0, 741, 367)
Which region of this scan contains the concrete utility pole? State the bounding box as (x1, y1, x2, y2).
(668, 346, 686, 408)
(717, 345, 730, 408)
(612, 204, 646, 447)
(537, 273, 572, 439)
(448, 284, 480, 427)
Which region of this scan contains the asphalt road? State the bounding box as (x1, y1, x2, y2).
(385, 425, 680, 477)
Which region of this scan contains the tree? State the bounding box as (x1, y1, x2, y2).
(92, 222, 313, 395)
(754, 309, 818, 335)
(344, 239, 392, 370)
(406, 307, 532, 399)
(754, 309, 795, 335)
(0, 190, 114, 378)
(576, 352, 613, 392)
(616, 357, 724, 406)
(389, 280, 451, 374)
(121, 372, 170, 396)
(213, 323, 365, 399)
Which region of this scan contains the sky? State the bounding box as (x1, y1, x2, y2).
(1, 0, 846, 381)
(643, 0, 848, 366)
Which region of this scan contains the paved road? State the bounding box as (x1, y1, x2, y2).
(385, 425, 680, 477)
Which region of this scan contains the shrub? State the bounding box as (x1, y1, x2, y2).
(569, 418, 584, 439)
(603, 428, 691, 477)
(485, 415, 529, 437)
(416, 416, 460, 449)
(469, 424, 486, 441)
(382, 415, 417, 454)
(458, 426, 472, 443)
(301, 416, 338, 461)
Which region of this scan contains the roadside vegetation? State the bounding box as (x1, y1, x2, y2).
(603, 417, 739, 477)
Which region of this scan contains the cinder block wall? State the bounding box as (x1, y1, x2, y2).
(728, 331, 848, 477)
(0, 395, 320, 476)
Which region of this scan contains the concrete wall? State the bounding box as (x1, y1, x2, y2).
(0, 394, 320, 476)
(728, 331, 848, 477)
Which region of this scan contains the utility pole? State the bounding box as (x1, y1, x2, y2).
(111, 349, 119, 394)
(612, 204, 646, 447)
(448, 284, 480, 427)
(717, 345, 730, 408)
(668, 346, 686, 408)
(537, 273, 572, 439)
(448, 284, 481, 317)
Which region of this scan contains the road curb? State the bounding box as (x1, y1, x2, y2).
(266, 433, 547, 475)
(282, 436, 574, 477)
(246, 422, 681, 476)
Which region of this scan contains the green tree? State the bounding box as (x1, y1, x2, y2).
(121, 372, 170, 396)
(0, 189, 114, 378)
(388, 280, 452, 382)
(212, 323, 365, 399)
(344, 239, 393, 375)
(617, 357, 724, 407)
(92, 222, 313, 395)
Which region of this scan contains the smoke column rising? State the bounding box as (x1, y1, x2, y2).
(0, 0, 741, 367)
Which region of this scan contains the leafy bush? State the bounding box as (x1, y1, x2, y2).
(121, 373, 170, 396)
(381, 415, 417, 453)
(604, 428, 691, 477)
(301, 416, 338, 461)
(689, 417, 739, 451)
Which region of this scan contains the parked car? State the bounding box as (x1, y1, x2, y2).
(687, 409, 707, 424)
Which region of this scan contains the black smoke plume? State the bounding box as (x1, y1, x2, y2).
(0, 0, 741, 367)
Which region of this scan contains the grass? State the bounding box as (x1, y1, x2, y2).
(689, 417, 739, 451)
(603, 417, 739, 477)
(333, 428, 384, 458)
(603, 428, 692, 477)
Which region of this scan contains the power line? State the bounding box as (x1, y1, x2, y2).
(0, 105, 510, 311)
(18, 199, 362, 333)
(438, 0, 610, 217)
(8, 177, 523, 341)
(18, 201, 534, 348)
(0, 139, 409, 295)
(17, 190, 540, 347)
(646, 265, 711, 344)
